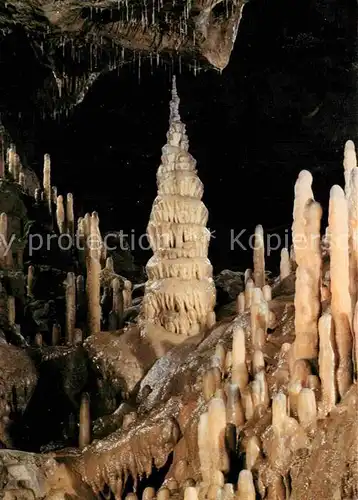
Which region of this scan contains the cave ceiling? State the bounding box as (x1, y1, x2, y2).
(0, 0, 244, 111)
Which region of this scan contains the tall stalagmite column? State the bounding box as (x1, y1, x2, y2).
(140, 76, 216, 336)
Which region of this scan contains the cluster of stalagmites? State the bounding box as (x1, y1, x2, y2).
(0, 140, 133, 348)
(193, 139, 358, 500)
(83, 140, 357, 500)
(140, 76, 216, 337)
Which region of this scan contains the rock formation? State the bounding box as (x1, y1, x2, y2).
(0, 87, 357, 500)
(140, 76, 216, 336)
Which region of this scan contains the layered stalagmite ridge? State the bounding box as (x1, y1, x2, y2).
(140, 77, 216, 336)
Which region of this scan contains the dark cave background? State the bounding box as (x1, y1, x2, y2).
(0, 0, 357, 276)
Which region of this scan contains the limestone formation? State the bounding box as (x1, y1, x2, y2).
(140, 77, 216, 336)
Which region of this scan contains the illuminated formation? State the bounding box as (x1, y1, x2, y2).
(140, 76, 216, 336)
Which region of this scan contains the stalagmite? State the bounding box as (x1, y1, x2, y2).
(214, 342, 226, 374)
(65, 272, 76, 344)
(73, 328, 83, 345)
(262, 284, 271, 302)
(244, 279, 254, 309)
(184, 487, 198, 500)
(18, 171, 25, 190)
(225, 350, 233, 376)
(226, 383, 245, 427)
(84, 212, 103, 336)
(280, 247, 291, 280)
(52, 323, 61, 346)
(26, 265, 34, 297)
(272, 392, 287, 437)
(34, 188, 41, 203)
(245, 435, 261, 470)
(241, 387, 254, 421)
(297, 388, 317, 433)
(52, 186, 58, 204)
(34, 333, 43, 347)
(7, 296, 15, 325)
(250, 288, 268, 349)
(318, 312, 337, 416)
(66, 193, 75, 238)
(288, 380, 302, 417)
(328, 185, 353, 396)
(344, 141, 358, 310)
(56, 195, 66, 234)
(142, 487, 156, 500)
(265, 476, 286, 500)
(79, 392, 91, 449)
(43, 154, 52, 214)
(7, 145, 19, 181)
(252, 350, 265, 375)
(231, 324, 249, 389)
(123, 279, 132, 309)
(140, 76, 216, 336)
(112, 277, 124, 329)
(354, 301, 358, 377)
(292, 172, 322, 362)
(236, 292, 245, 314)
(244, 269, 252, 284)
(0, 212, 9, 266)
(237, 470, 256, 500)
(343, 140, 357, 198)
(198, 412, 211, 484)
(208, 396, 229, 473)
(253, 224, 265, 288)
(255, 370, 269, 408)
(86, 255, 101, 336)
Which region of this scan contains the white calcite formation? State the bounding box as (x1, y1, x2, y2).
(140, 76, 216, 336)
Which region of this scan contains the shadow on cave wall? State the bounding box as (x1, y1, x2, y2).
(0, 0, 357, 273)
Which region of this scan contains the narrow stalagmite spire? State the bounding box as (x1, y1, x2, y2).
(329, 185, 353, 397)
(140, 76, 216, 336)
(43, 154, 52, 214)
(292, 172, 322, 363)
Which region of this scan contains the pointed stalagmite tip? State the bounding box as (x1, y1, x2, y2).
(169, 75, 180, 122)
